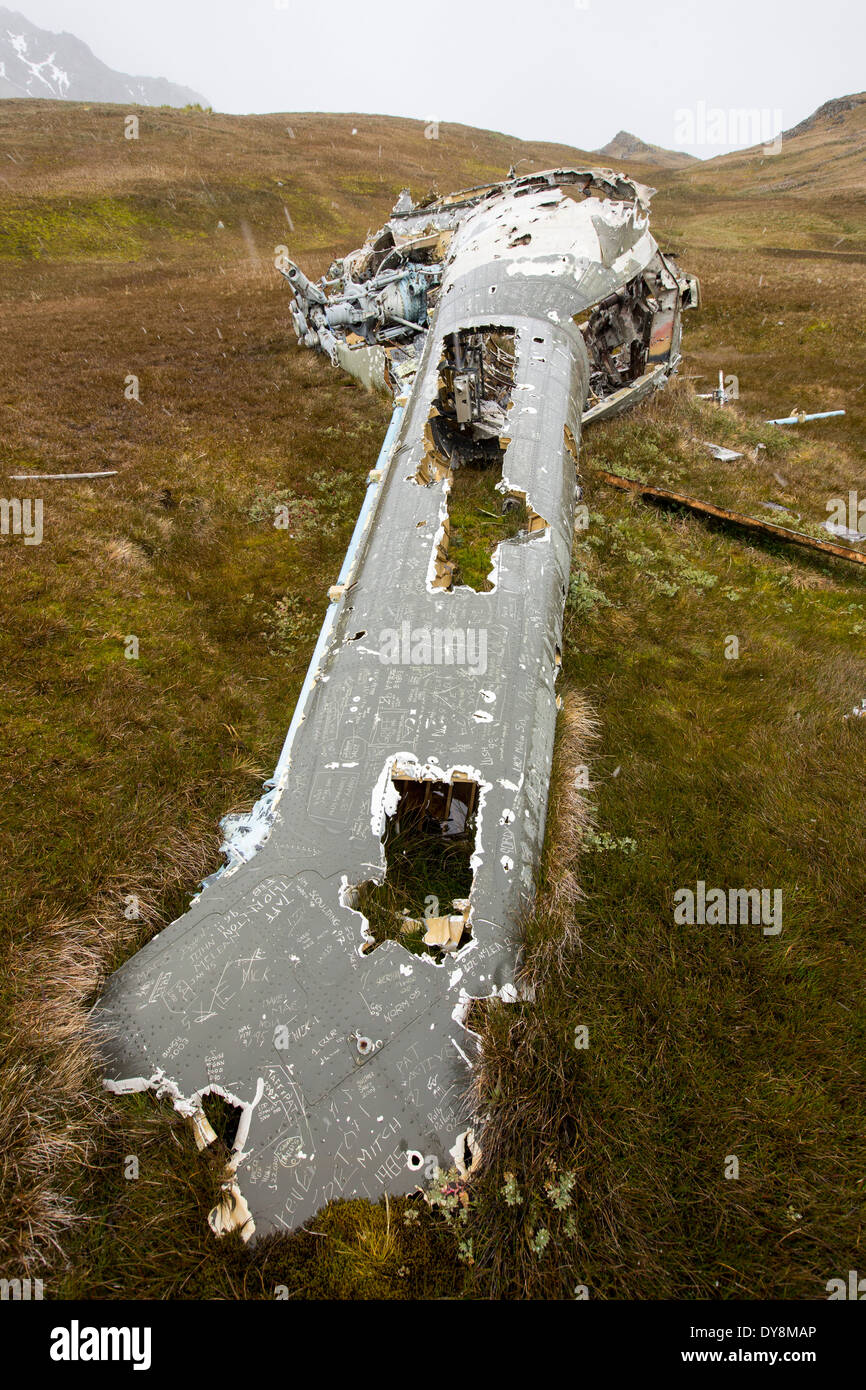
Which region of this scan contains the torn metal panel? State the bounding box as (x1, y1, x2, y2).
(699, 368, 736, 406)
(96, 169, 697, 1238)
(595, 469, 866, 567)
(701, 441, 744, 462)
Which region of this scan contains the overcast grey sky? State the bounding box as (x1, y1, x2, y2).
(14, 0, 866, 156)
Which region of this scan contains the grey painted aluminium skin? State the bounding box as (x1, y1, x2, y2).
(95, 170, 696, 1239)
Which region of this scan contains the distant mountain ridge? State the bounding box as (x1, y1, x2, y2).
(0, 6, 208, 106)
(595, 129, 699, 170)
(782, 92, 866, 140)
(687, 90, 866, 197)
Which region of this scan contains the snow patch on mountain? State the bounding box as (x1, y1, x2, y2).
(0, 7, 208, 106)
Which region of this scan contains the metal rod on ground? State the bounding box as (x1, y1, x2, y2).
(593, 469, 866, 568)
(8, 470, 119, 480)
(766, 410, 846, 425)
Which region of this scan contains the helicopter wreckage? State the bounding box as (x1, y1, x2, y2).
(97, 168, 699, 1239)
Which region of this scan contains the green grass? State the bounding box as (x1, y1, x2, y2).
(0, 195, 207, 260)
(447, 463, 529, 591)
(355, 800, 475, 954)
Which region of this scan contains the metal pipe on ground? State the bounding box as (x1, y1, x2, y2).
(593, 469, 866, 568)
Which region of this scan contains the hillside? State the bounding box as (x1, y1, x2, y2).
(651, 90, 866, 450)
(0, 100, 599, 209)
(596, 128, 697, 170)
(673, 90, 866, 199)
(1, 99, 864, 1301)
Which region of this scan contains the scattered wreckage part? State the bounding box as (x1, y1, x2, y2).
(208, 1181, 255, 1242)
(762, 501, 801, 520)
(766, 408, 846, 425)
(97, 169, 697, 1240)
(7, 470, 119, 480)
(699, 370, 729, 404)
(700, 441, 744, 462)
(824, 520, 866, 543)
(594, 469, 866, 567)
(191, 1109, 217, 1149)
(450, 1128, 482, 1178)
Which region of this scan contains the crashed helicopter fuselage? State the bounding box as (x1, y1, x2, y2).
(97, 169, 698, 1239)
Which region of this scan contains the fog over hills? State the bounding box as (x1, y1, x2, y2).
(0, 6, 208, 106)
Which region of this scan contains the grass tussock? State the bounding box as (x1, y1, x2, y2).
(450, 691, 599, 1293)
(0, 913, 112, 1273)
